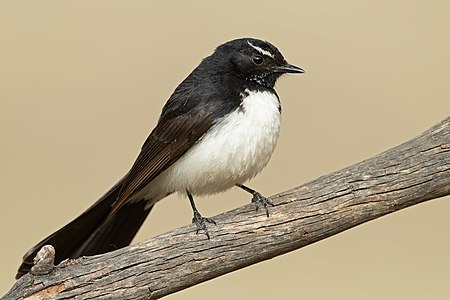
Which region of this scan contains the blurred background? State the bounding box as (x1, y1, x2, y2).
(1, 1, 449, 299)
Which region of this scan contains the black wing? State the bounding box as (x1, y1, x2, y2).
(111, 103, 214, 213)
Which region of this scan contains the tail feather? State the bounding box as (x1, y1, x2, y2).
(74, 200, 152, 257)
(16, 179, 153, 279)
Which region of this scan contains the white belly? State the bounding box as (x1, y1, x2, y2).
(143, 90, 281, 199)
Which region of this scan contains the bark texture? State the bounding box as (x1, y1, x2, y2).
(3, 116, 450, 300)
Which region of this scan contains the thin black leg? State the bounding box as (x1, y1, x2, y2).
(236, 184, 274, 217)
(187, 191, 216, 239)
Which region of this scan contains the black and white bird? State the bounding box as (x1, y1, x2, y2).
(16, 38, 304, 279)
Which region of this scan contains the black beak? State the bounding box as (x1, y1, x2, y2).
(274, 63, 305, 74)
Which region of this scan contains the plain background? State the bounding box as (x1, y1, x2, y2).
(1, 1, 449, 299)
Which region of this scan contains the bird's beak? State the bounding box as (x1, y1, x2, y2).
(274, 63, 305, 74)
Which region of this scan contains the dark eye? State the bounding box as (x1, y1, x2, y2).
(252, 55, 263, 65)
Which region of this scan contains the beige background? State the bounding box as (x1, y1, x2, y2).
(1, 1, 449, 299)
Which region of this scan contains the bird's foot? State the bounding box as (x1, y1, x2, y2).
(251, 192, 274, 217)
(192, 211, 216, 239)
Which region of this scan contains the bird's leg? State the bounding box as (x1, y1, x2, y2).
(236, 184, 274, 217)
(187, 191, 216, 239)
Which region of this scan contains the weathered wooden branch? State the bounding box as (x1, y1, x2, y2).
(3, 116, 450, 300)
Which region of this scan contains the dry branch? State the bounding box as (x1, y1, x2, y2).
(3, 116, 450, 300)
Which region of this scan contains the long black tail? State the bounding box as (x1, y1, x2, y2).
(16, 179, 153, 279)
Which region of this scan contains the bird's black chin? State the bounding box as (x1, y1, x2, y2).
(247, 73, 277, 89)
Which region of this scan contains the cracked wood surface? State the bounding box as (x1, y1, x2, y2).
(3, 116, 450, 300)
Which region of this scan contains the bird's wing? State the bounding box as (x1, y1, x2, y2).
(111, 106, 214, 212)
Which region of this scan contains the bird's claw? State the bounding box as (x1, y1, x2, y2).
(252, 192, 274, 217)
(192, 211, 216, 239)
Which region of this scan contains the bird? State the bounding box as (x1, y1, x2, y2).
(16, 37, 304, 279)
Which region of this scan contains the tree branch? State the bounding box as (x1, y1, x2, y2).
(3, 116, 450, 300)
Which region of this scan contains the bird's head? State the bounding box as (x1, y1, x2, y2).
(212, 38, 304, 88)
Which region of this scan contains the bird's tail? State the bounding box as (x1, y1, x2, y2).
(16, 178, 154, 279)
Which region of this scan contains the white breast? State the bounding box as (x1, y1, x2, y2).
(143, 90, 281, 199)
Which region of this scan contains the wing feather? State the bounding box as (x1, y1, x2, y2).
(112, 108, 213, 211)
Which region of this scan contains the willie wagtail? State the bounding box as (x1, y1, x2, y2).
(16, 38, 304, 279)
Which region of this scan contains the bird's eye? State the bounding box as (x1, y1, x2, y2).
(252, 55, 264, 65)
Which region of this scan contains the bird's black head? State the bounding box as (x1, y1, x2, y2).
(211, 38, 304, 89)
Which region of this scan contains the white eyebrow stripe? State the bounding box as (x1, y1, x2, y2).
(247, 41, 275, 58)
